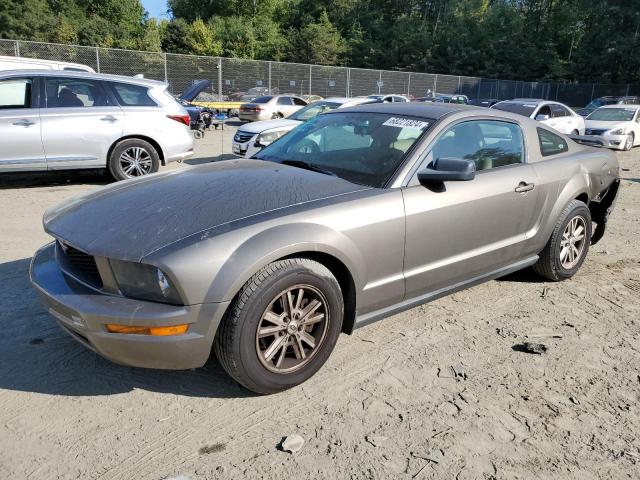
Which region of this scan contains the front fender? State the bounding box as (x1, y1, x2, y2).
(149, 222, 367, 306)
(211, 223, 366, 304)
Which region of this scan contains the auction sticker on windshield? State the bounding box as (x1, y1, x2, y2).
(382, 117, 430, 129)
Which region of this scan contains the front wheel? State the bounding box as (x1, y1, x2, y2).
(533, 199, 591, 281)
(214, 258, 344, 394)
(108, 139, 160, 181)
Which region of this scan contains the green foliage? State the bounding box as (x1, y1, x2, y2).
(2, 0, 640, 84)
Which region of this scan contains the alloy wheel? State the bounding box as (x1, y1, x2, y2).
(256, 284, 329, 373)
(559, 215, 587, 269)
(119, 147, 153, 177)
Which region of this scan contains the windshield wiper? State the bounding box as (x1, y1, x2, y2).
(281, 160, 336, 176)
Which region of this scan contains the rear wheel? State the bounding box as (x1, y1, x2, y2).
(271, 112, 283, 119)
(214, 258, 343, 394)
(108, 139, 160, 181)
(533, 199, 591, 281)
(624, 132, 634, 151)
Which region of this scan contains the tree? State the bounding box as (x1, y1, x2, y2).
(292, 11, 347, 65)
(188, 18, 222, 56)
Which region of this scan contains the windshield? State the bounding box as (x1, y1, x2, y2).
(492, 102, 537, 117)
(289, 101, 341, 121)
(252, 96, 272, 104)
(255, 112, 432, 188)
(587, 108, 636, 121)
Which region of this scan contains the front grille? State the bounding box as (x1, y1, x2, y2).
(57, 241, 103, 289)
(234, 131, 254, 143)
(586, 129, 606, 136)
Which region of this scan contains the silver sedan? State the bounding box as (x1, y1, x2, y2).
(31, 103, 619, 393)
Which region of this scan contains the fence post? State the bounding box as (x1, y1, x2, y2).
(626, 84, 630, 96)
(218, 57, 223, 101)
(15, 40, 20, 57)
(433, 75, 438, 95)
(378, 71, 382, 94)
(309, 64, 312, 97)
(407, 73, 411, 97)
(590, 84, 595, 101)
(477, 78, 481, 99)
(268, 61, 272, 95)
(95, 47, 100, 73)
(163, 53, 168, 83)
(457, 76, 461, 93)
(346, 68, 350, 97)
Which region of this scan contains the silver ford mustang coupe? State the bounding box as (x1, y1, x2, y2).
(31, 103, 620, 394)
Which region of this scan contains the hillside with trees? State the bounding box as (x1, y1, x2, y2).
(1, 0, 639, 84)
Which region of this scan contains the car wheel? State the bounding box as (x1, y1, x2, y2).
(271, 112, 283, 119)
(571, 129, 579, 135)
(108, 139, 160, 181)
(214, 258, 344, 394)
(624, 132, 634, 151)
(533, 199, 591, 281)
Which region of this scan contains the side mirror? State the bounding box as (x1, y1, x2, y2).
(418, 158, 476, 185)
(536, 114, 550, 121)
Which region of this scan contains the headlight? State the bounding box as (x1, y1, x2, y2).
(110, 259, 182, 305)
(609, 128, 625, 135)
(255, 130, 287, 147)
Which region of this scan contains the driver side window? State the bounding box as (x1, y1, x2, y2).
(430, 120, 524, 171)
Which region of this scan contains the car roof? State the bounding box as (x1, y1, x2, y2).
(0, 69, 167, 88)
(330, 101, 479, 119)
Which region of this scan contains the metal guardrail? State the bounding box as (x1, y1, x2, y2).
(0, 39, 635, 107)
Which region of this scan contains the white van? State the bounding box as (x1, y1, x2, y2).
(0, 55, 95, 73)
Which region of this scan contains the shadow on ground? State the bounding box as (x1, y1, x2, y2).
(495, 267, 546, 283)
(0, 169, 110, 189)
(0, 257, 252, 399)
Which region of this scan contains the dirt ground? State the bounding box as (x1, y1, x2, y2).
(0, 125, 639, 480)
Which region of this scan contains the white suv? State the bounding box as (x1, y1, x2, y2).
(0, 70, 194, 180)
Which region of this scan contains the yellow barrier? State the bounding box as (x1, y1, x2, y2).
(191, 101, 246, 109)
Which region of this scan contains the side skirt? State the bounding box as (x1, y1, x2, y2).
(353, 255, 539, 330)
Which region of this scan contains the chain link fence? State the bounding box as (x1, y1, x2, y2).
(1, 39, 637, 107)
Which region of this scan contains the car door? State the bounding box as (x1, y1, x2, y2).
(276, 97, 295, 117)
(39, 76, 123, 170)
(0, 75, 46, 171)
(548, 104, 574, 134)
(402, 119, 541, 298)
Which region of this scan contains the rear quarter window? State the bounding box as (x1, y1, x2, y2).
(109, 82, 157, 107)
(538, 127, 568, 156)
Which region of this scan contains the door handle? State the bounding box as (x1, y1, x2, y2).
(100, 115, 118, 122)
(515, 182, 535, 193)
(12, 119, 35, 127)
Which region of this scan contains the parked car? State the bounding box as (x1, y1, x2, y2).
(239, 95, 307, 121)
(301, 94, 324, 103)
(31, 102, 619, 394)
(492, 99, 585, 135)
(232, 97, 372, 158)
(469, 98, 499, 107)
(0, 55, 95, 73)
(584, 105, 640, 150)
(0, 70, 193, 180)
(415, 94, 469, 104)
(577, 96, 640, 117)
(367, 94, 410, 102)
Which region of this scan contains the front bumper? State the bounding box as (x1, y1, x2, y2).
(30, 242, 229, 370)
(589, 133, 626, 150)
(232, 137, 261, 158)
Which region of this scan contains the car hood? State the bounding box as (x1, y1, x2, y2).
(44, 160, 369, 261)
(179, 80, 211, 102)
(584, 120, 629, 131)
(237, 119, 302, 134)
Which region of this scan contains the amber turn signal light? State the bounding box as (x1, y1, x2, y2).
(106, 324, 189, 336)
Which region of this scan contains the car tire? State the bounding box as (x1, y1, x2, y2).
(271, 112, 283, 119)
(624, 132, 634, 151)
(571, 129, 579, 135)
(214, 258, 344, 394)
(533, 199, 592, 282)
(108, 138, 160, 181)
